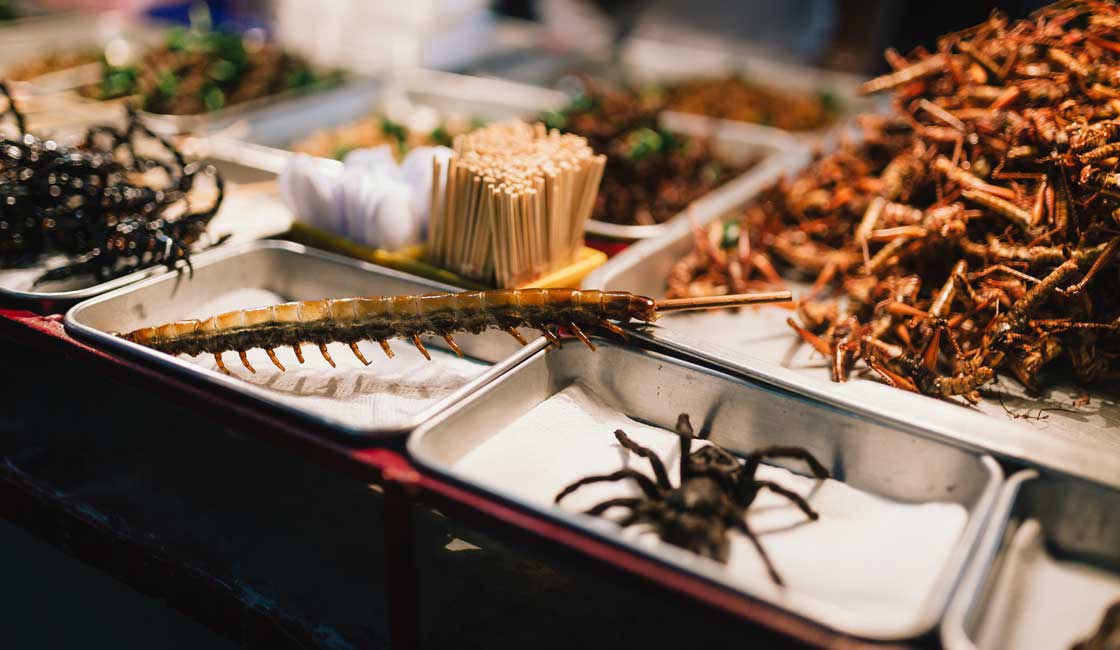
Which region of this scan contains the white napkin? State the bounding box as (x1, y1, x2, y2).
(279, 145, 452, 250)
(454, 383, 969, 638)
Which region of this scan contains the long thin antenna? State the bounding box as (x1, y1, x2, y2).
(655, 291, 793, 314)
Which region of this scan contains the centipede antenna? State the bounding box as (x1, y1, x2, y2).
(238, 350, 255, 373)
(292, 343, 305, 364)
(410, 334, 432, 360)
(266, 348, 286, 371)
(442, 333, 464, 358)
(318, 343, 336, 368)
(504, 326, 528, 346)
(378, 340, 395, 359)
(568, 322, 596, 351)
(214, 353, 230, 375)
(349, 342, 371, 366)
(653, 291, 793, 314)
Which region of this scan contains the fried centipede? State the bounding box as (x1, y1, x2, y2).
(120, 288, 790, 375)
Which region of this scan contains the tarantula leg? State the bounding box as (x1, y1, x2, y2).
(555, 469, 662, 503)
(674, 413, 695, 481)
(237, 350, 256, 374)
(745, 446, 830, 479)
(736, 519, 784, 586)
(584, 497, 643, 516)
(614, 429, 672, 489)
(569, 322, 597, 351)
(410, 334, 431, 360)
(756, 481, 820, 520)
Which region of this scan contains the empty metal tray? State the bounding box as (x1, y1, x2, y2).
(943, 470, 1120, 650)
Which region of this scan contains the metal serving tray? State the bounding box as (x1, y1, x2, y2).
(0, 12, 164, 97)
(943, 470, 1120, 650)
(462, 35, 869, 141)
(408, 339, 1002, 641)
(583, 184, 1120, 492)
(0, 141, 292, 314)
(203, 69, 804, 241)
(65, 239, 545, 442)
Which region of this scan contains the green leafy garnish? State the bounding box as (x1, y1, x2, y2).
(720, 221, 741, 249)
(202, 85, 226, 111)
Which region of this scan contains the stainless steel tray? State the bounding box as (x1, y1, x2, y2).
(203, 69, 805, 241)
(583, 184, 1120, 492)
(461, 35, 869, 141)
(408, 339, 1002, 641)
(942, 470, 1120, 650)
(623, 38, 869, 141)
(0, 137, 292, 314)
(65, 239, 546, 442)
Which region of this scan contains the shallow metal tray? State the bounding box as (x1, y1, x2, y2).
(583, 182, 1120, 492)
(0, 138, 292, 314)
(65, 239, 545, 442)
(203, 69, 804, 241)
(461, 35, 869, 141)
(408, 339, 1002, 641)
(942, 470, 1120, 650)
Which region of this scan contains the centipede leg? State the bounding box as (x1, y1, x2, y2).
(238, 350, 256, 374)
(538, 326, 562, 347)
(568, 322, 597, 351)
(378, 340, 395, 359)
(504, 326, 528, 346)
(599, 319, 630, 340)
(292, 343, 305, 364)
(442, 333, 464, 358)
(265, 348, 286, 371)
(213, 353, 231, 375)
(318, 343, 336, 368)
(349, 342, 371, 366)
(411, 334, 432, 361)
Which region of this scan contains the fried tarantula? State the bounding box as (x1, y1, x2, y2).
(555, 414, 829, 585)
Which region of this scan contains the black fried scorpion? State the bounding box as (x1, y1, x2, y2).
(555, 413, 829, 585)
(0, 81, 224, 284)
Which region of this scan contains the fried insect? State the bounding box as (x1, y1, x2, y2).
(665, 1, 1120, 402)
(554, 414, 829, 585)
(120, 288, 791, 375)
(0, 81, 225, 283)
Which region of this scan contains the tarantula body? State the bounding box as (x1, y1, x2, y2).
(555, 414, 830, 585)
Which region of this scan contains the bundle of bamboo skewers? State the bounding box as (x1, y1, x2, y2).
(428, 121, 606, 288)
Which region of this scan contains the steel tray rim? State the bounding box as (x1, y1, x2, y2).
(63, 238, 549, 444)
(940, 469, 1039, 650)
(405, 338, 1005, 642)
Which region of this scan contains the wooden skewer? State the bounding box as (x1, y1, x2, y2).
(654, 291, 794, 314)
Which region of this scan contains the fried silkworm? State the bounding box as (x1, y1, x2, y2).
(121, 289, 658, 374)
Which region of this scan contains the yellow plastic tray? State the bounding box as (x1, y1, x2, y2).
(286, 223, 607, 290)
